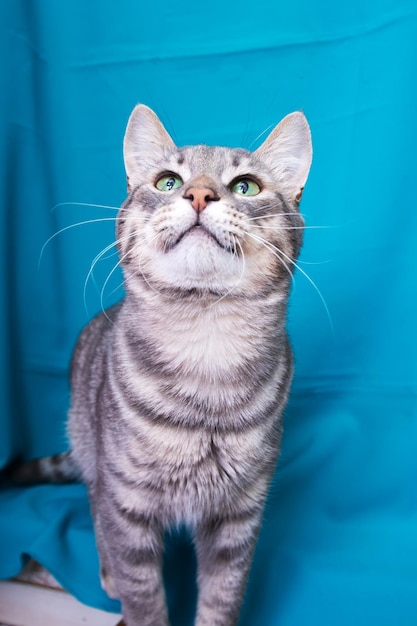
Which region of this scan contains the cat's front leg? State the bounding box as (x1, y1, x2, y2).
(194, 507, 263, 626)
(98, 506, 169, 626)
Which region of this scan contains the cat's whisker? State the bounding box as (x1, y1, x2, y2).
(297, 259, 331, 266)
(51, 201, 128, 213)
(246, 122, 277, 150)
(245, 213, 305, 221)
(245, 231, 334, 334)
(235, 237, 246, 282)
(118, 232, 166, 299)
(248, 224, 326, 231)
(83, 229, 155, 317)
(84, 241, 118, 307)
(245, 232, 295, 285)
(252, 202, 293, 214)
(104, 282, 124, 302)
(99, 248, 132, 323)
(83, 240, 123, 313)
(39, 217, 120, 268)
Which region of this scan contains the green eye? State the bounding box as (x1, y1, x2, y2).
(155, 174, 183, 192)
(232, 178, 261, 196)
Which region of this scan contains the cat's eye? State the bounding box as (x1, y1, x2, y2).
(231, 178, 261, 197)
(155, 174, 183, 192)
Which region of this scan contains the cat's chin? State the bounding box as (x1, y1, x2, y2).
(148, 236, 243, 291)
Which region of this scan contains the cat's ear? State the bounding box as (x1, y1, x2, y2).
(124, 104, 175, 191)
(255, 112, 312, 202)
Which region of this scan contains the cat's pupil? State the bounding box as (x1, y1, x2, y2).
(166, 177, 175, 190)
(238, 181, 249, 194)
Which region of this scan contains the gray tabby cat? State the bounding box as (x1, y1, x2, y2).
(23, 104, 312, 626)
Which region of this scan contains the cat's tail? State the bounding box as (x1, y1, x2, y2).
(4, 451, 81, 485)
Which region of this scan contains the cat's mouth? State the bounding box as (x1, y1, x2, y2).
(170, 225, 236, 254)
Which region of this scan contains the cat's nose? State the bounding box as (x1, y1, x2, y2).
(183, 187, 219, 212)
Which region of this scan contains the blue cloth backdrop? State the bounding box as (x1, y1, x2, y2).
(1, 1, 416, 624)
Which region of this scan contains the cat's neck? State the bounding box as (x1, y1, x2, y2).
(117, 284, 287, 376)
(124, 281, 287, 332)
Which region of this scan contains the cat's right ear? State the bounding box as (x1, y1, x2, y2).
(123, 104, 175, 192)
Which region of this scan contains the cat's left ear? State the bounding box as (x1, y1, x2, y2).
(124, 104, 176, 191)
(255, 112, 312, 202)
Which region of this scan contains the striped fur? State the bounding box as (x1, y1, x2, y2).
(69, 105, 311, 625)
(10, 451, 80, 485)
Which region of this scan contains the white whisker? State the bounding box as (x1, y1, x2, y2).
(246, 231, 295, 285)
(246, 123, 277, 150)
(248, 224, 325, 231)
(83, 229, 159, 318)
(245, 213, 304, 222)
(83, 238, 126, 313)
(252, 203, 287, 214)
(51, 201, 126, 213)
(244, 230, 333, 333)
(297, 259, 331, 266)
(39, 217, 119, 268)
(99, 248, 131, 323)
(115, 231, 165, 300)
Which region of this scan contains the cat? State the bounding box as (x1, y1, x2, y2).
(15, 104, 312, 626)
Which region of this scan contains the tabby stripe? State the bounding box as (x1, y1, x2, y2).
(197, 601, 240, 626)
(121, 545, 160, 566)
(123, 329, 169, 375)
(106, 464, 161, 494)
(121, 578, 161, 601)
(113, 370, 287, 434)
(201, 507, 261, 536)
(116, 507, 153, 528)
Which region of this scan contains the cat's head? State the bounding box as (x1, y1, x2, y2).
(118, 104, 312, 298)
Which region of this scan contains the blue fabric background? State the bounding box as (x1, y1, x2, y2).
(1, 1, 416, 624)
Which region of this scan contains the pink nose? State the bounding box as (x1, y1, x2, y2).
(183, 187, 218, 212)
